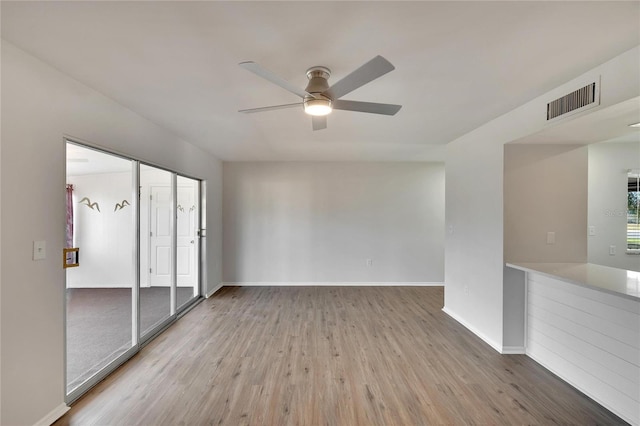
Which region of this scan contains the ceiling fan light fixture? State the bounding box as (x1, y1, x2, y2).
(304, 96, 332, 116)
(239, 56, 401, 129)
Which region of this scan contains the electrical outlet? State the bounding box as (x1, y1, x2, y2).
(588, 226, 596, 236)
(448, 225, 454, 235)
(609, 245, 616, 255)
(463, 285, 469, 296)
(366, 258, 373, 267)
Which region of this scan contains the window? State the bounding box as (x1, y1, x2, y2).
(628, 170, 640, 253)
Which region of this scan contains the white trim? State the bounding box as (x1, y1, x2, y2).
(501, 346, 526, 354)
(205, 283, 224, 298)
(33, 403, 69, 426)
(222, 282, 444, 287)
(441, 307, 502, 353)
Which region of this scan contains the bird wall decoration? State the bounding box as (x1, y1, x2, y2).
(79, 197, 100, 212)
(114, 200, 130, 212)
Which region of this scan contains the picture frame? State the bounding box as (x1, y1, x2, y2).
(63, 247, 79, 268)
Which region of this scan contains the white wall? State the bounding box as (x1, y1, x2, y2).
(0, 40, 223, 426)
(66, 167, 201, 289)
(223, 162, 445, 284)
(445, 46, 640, 352)
(504, 144, 588, 263)
(588, 141, 640, 271)
(444, 135, 505, 350)
(502, 144, 589, 351)
(66, 171, 135, 288)
(0, 39, 3, 420)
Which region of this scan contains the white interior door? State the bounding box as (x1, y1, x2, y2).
(176, 186, 196, 287)
(149, 184, 196, 287)
(149, 186, 171, 286)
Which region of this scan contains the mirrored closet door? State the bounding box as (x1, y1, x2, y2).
(65, 141, 203, 402)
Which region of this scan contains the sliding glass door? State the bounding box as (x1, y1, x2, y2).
(140, 164, 174, 339)
(177, 175, 200, 309)
(65, 143, 137, 397)
(65, 141, 203, 402)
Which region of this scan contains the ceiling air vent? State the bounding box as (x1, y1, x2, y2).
(546, 80, 599, 121)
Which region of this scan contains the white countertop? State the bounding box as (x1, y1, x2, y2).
(506, 262, 640, 301)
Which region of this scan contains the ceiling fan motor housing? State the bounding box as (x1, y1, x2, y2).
(305, 66, 331, 96)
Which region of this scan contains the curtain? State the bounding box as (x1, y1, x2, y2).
(66, 184, 74, 248)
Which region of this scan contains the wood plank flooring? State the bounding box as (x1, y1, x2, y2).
(54, 286, 627, 425)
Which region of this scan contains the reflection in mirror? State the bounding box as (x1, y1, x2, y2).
(587, 141, 640, 271)
(176, 176, 200, 310)
(628, 170, 639, 252)
(139, 164, 173, 338)
(65, 142, 135, 394)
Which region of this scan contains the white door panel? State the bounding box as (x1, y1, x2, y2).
(149, 185, 196, 287)
(156, 247, 171, 275)
(150, 186, 171, 286)
(177, 185, 196, 287)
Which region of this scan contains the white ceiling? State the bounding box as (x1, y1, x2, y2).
(2, 1, 639, 162)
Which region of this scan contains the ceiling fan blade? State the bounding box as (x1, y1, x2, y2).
(239, 61, 307, 98)
(332, 99, 402, 116)
(312, 115, 327, 131)
(239, 103, 302, 113)
(324, 55, 395, 100)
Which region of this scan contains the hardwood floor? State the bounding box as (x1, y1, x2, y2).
(54, 286, 626, 425)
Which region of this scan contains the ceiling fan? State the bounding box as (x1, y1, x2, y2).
(238, 55, 402, 131)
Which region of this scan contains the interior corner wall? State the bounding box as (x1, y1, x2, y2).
(444, 135, 505, 350)
(588, 141, 640, 271)
(0, 40, 222, 426)
(504, 144, 588, 263)
(444, 45, 639, 352)
(223, 161, 445, 284)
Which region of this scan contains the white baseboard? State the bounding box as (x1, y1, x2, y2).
(33, 403, 69, 426)
(222, 282, 444, 287)
(205, 283, 224, 298)
(501, 346, 526, 354)
(441, 307, 502, 353)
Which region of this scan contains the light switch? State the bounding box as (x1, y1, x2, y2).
(588, 226, 596, 236)
(609, 245, 616, 256)
(546, 232, 555, 245)
(33, 240, 46, 260)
